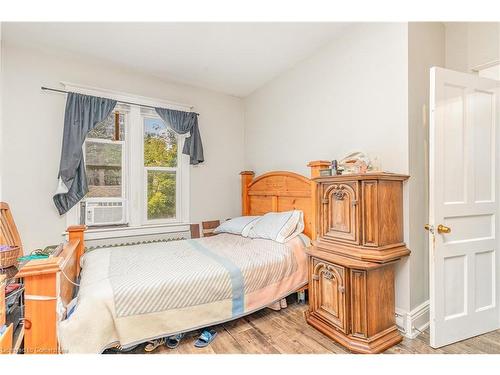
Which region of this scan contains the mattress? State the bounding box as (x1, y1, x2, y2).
(57, 233, 309, 353)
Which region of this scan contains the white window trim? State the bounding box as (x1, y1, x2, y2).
(63, 82, 192, 239)
(61, 81, 194, 112)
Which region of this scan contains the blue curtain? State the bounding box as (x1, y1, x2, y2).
(53, 93, 117, 215)
(155, 108, 204, 165)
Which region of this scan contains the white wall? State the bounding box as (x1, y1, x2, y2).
(408, 22, 445, 310)
(244, 23, 410, 310)
(0, 43, 245, 252)
(445, 22, 500, 72)
(244, 23, 409, 177)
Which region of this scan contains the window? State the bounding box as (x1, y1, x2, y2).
(65, 84, 190, 236)
(83, 110, 128, 226)
(143, 116, 179, 222)
(85, 112, 126, 198)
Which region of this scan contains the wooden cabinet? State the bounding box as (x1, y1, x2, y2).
(306, 173, 410, 354)
(315, 174, 409, 263)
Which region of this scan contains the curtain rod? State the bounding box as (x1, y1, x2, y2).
(41, 86, 199, 116)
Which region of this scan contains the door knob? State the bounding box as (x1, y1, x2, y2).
(437, 224, 451, 234)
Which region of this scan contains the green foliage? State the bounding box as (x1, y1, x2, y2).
(144, 133, 177, 167)
(144, 132, 178, 219)
(147, 171, 176, 219)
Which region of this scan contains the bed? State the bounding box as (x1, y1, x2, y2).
(17, 162, 330, 354)
(59, 233, 309, 353)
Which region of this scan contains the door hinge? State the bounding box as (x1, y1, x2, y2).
(312, 274, 319, 281)
(321, 198, 329, 204)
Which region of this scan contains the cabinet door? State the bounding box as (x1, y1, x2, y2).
(310, 258, 347, 333)
(321, 181, 359, 244)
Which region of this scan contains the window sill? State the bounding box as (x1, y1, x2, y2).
(63, 223, 191, 241)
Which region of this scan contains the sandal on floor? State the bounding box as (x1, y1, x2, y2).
(144, 338, 166, 352)
(166, 333, 185, 349)
(108, 343, 139, 353)
(268, 301, 281, 311)
(194, 329, 217, 348)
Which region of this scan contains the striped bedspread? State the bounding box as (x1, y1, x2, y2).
(58, 233, 308, 353)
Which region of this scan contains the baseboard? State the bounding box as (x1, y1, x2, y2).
(395, 300, 430, 339)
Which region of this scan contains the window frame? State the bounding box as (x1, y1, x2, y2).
(63, 82, 192, 237)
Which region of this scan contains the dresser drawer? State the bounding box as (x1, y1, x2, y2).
(320, 181, 360, 244)
(309, 257, 347, 333)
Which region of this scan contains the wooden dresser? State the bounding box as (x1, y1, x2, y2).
(305, 172, 410, 353)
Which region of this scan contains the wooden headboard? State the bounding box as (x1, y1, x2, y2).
(240, 161, 330, 240)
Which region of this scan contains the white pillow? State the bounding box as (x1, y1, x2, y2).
(247, 210, 304, 243)
(214, 216, 261, 236)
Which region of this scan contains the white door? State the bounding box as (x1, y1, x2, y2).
(429, 67, 500, 348)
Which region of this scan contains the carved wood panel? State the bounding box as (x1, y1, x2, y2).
(321, 182, 359, 244)
(361, 181, 378, 247)
(350, 269, 368, 338)
(310, 258, 347, 333)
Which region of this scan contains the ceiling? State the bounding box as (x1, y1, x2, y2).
(2, 22, 348, 97)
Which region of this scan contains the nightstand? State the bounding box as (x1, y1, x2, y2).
(305, 173, 410, 353)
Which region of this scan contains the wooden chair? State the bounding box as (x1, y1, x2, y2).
(201, 220, 220, 237)
(189, 224, 201, 239)
(0, 203, 23, 259)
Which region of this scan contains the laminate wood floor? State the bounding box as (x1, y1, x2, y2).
(118, 301, 500, 354)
